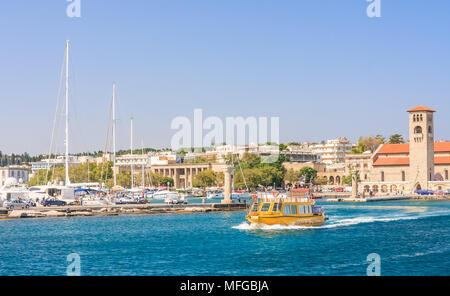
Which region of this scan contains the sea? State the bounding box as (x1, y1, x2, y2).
(0, 199, 448, 276)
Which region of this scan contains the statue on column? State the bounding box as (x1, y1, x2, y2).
(221, 165, 235, 204)
(349, 164, 360, 199)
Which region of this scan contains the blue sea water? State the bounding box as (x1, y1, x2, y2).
(0, 200, 448, 276)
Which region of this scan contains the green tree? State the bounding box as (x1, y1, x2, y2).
(314, 176, 328, 185)
(149, 172, 164, 187)
(284, 169, 300, 185)
(388, 134, 405, 144)
(342, 173, 360, 186)
(234, 168, 260, 190)
(192, 169, 217, 188)
(117, 169, 132, 188)
(279, 143, 288, 151)
(161, 176, 174, 187)
(342, 175, 352, 186)
(299, 167, 317, 184)
(354, 136, 385, 153)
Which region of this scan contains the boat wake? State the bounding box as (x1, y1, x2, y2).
(232, 210, 450, 231)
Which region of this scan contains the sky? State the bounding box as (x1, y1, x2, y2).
(0, 0, 449, 155)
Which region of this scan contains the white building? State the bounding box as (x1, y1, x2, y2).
(0, 166, 30, 186)
(116, 151, 177, 168)
(311, 138, 355, 165)
(30, 156, 80, 174)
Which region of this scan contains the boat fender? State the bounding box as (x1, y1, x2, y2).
(251, 194, 258, 202)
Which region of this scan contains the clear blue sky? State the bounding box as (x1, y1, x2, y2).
(1, 0, 449, 155)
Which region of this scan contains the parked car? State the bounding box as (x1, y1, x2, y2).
(417, 190, 433, 195)
(115, 197, 139, 205)
(3, 200, 30, 210)
(42, 198, 67, 207)
(333, 188, 344, 193)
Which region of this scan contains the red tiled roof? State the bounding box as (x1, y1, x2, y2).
(377, 143, 410, 154)
(373, 157, 409, 166)
(435, 142, 450, 152)
(407, 106, 436, 112)
(377, 142, 450, 154)
(373, 156, 450, 166)
(435, 156, 450, 165)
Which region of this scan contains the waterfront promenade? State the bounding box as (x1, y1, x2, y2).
(0, 202, 248, 220)
(325, 195, 450, 202)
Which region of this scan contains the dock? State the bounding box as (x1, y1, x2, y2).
(326, 195, 450, 202)
(0, 202, 249, 220)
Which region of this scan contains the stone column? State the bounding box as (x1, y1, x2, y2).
(351, 173, 358, 198)
(221, 166, 234, 204)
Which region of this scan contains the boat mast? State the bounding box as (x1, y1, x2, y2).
(130, 117, 134, 188)
(112, 83, 117, 187)
(141, 140, 145, 188)
(64, 40, 70, 186)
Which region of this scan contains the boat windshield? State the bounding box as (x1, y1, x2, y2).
(251, 203, 259, 212)
(272, 203, 282, 212)
(260, 203, 271, 212)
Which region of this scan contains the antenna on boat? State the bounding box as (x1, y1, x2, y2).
(64, 40, 70, 186)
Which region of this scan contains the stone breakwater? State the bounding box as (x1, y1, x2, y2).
(0, 203, 248, 220)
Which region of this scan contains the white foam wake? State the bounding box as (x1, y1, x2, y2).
(232, 210, 450, 231)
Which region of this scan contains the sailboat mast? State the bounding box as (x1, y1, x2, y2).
(112, 83, 117, 187)
(65, 40, 70, 185)
(130, 117, 134, 188)
(141, 140, 144, 188)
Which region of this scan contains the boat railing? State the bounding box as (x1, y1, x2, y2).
(257, 193, 312, 203)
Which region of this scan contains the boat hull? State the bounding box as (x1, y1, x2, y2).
(246, 214, 326, 226)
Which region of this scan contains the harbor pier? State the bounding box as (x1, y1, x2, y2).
(0, 202, 248, 220)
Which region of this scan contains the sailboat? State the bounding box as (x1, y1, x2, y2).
(36, 40, 77, 204)
(109, 83, 125, 193)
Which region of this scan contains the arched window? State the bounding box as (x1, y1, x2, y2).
(446, 170, 449, 180)
(420, 114, 423, 121)
(381, 171, 385, 182)
(329, 176, 334, 185)
(414, 126, 422, 134)
(428, 126, 432, 133)
(402, 171, 406, 181)
(413, 114, 417, 122)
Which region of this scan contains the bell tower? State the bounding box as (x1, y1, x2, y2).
(407, 106, 435, 192)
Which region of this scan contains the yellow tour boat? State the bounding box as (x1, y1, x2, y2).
(246, 189, 327, 226)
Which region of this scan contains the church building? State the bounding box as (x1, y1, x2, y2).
(359, 106, 450, 194)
